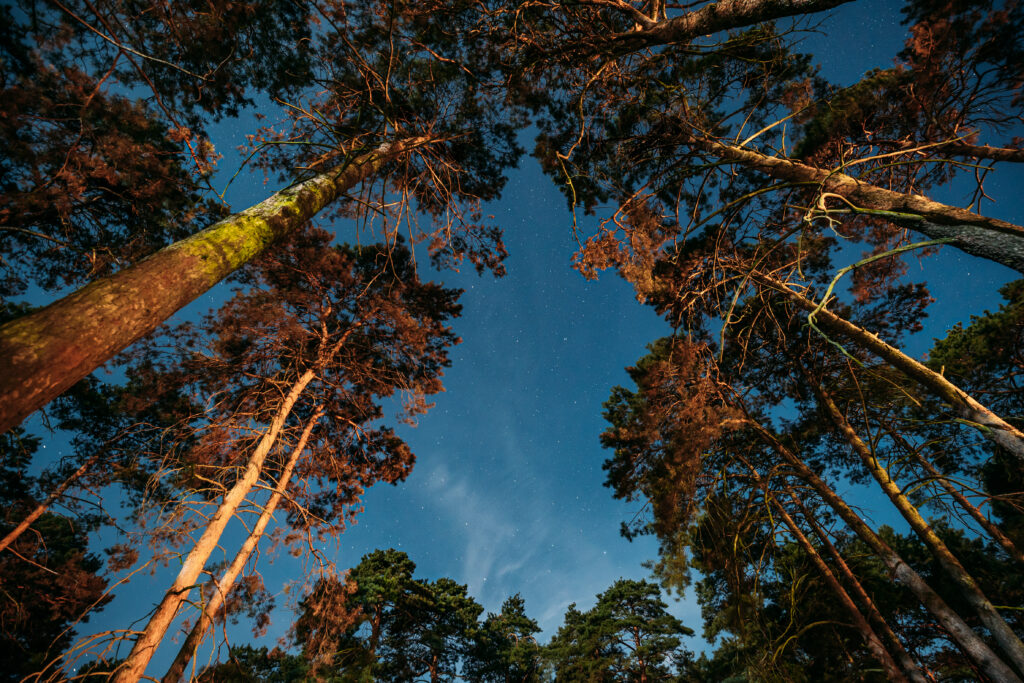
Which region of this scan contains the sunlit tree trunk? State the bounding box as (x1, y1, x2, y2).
(812, 382, 1024, 673)
(788, 491, 930, 683)
(113, 368, 317, 682)
(699, 136, 1024, 272)
(161, 410, 322, 683)
(737, 416, 1022, 682)
(750, 270, 1024, 462)
(611, 0, 853, 44)
(0, 139, 422, 435)
(0, 451, 100, 554)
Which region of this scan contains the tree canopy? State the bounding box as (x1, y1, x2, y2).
(0, 0, 1021, 680)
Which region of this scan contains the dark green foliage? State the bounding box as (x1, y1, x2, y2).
(0, 4, 224, 297)
(464, 594, 545, 682)
(546, 578, 693, 681)
(197, 646, 309, 682)
(928, 280, 1024, 417)
(11, 0, 314, 126)
(792, 68, 912, 160)
(252, 0, 526, 276)
(295, 548, 483, 682)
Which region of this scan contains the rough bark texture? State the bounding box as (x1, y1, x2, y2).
(701, 137, 1024, 273)
(938, 142, 1024, 164)
(815, 384, 1024, 673)
(612, 0, 855, 47)
(751, 271, 1024, 462)
(113, 369, 316, 683)
(742, 418, 1022, 682)
(0, 139, 418, 435)
(161, 411, 321, 683)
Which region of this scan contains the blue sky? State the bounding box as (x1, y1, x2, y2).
(46, 0, 1024, 675)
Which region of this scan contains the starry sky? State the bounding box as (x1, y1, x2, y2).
(60, 0, 1023, 674)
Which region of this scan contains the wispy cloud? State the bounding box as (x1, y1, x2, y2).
(419, 461, 546, 607)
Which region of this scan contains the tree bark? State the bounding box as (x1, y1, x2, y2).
(698, 136, 1024, 273)
(738, 416, 1022, 682)
(740, 456, 911, 682)
(813, 382, 1024, 674)
(161, 410, 322, 683)
(789, 491, 930, 683)
(113, 368, 316, 683)
(611, 0, 855, 48)
(924, 141, 1024, 164)
(750, 270, 1024, 462)
(0, 139, 421, 435)
(0, 451, 100, 554)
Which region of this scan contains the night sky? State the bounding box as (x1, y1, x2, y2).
(57, 0, 1022, 675)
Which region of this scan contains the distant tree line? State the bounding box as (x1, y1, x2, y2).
(191, 548, 695, 682)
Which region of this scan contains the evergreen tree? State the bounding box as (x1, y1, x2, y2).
(546, 578, 693, 681)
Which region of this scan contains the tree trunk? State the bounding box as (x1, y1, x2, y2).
(698, 136, 1024, 273)
(611, 0, 854, 47)
(0, 451, 100, 554)
(113, 368, 317, 683)
(750, 270, 1024, 462)
(740, 456, 911, 682)
(813, 382, 1024, 674)
(919, 141, 1024, 164)
(161, 410, 322, 683)
(0, 139, 421, 435)
(789, 490, 930, 683)
(923, 457, 1024, 564)
(739, 416, 1022, 682)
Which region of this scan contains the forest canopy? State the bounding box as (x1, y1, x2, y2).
(0, 0, 1022, 680)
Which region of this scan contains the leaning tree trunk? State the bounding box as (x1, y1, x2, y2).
(740, 457, 911, 682)
(609, 0, 854, 46)
(894, 432, 1024, 565)
(0, 451, 100, 554)
(112, 368, 317, 683)
(813, 382, 1024, 674)
(0, 138, 421, 435)
(161, 409, 322, 683)
(696, 135, 1024, 273)
(774, 496, 908, 682)
(738, 416, 1023, 682)
(750, 270, 1024, 462)
(788, 490, 929, 683)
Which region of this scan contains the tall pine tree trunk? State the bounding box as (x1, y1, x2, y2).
(697, 136, 1024, 272)
(161, 410, 322, 683)
(740, 457, 911, 682)
(738, 416, 1022, 682)
(0, 451, 100, 554)
(890, 429, 1024, 565)
(113, 368, 317, 682)
(750, 270, 1024, 462)
(0, 139, 420, 435)
(788, 490, 929, 683)
(813, 382, 1024, 674)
